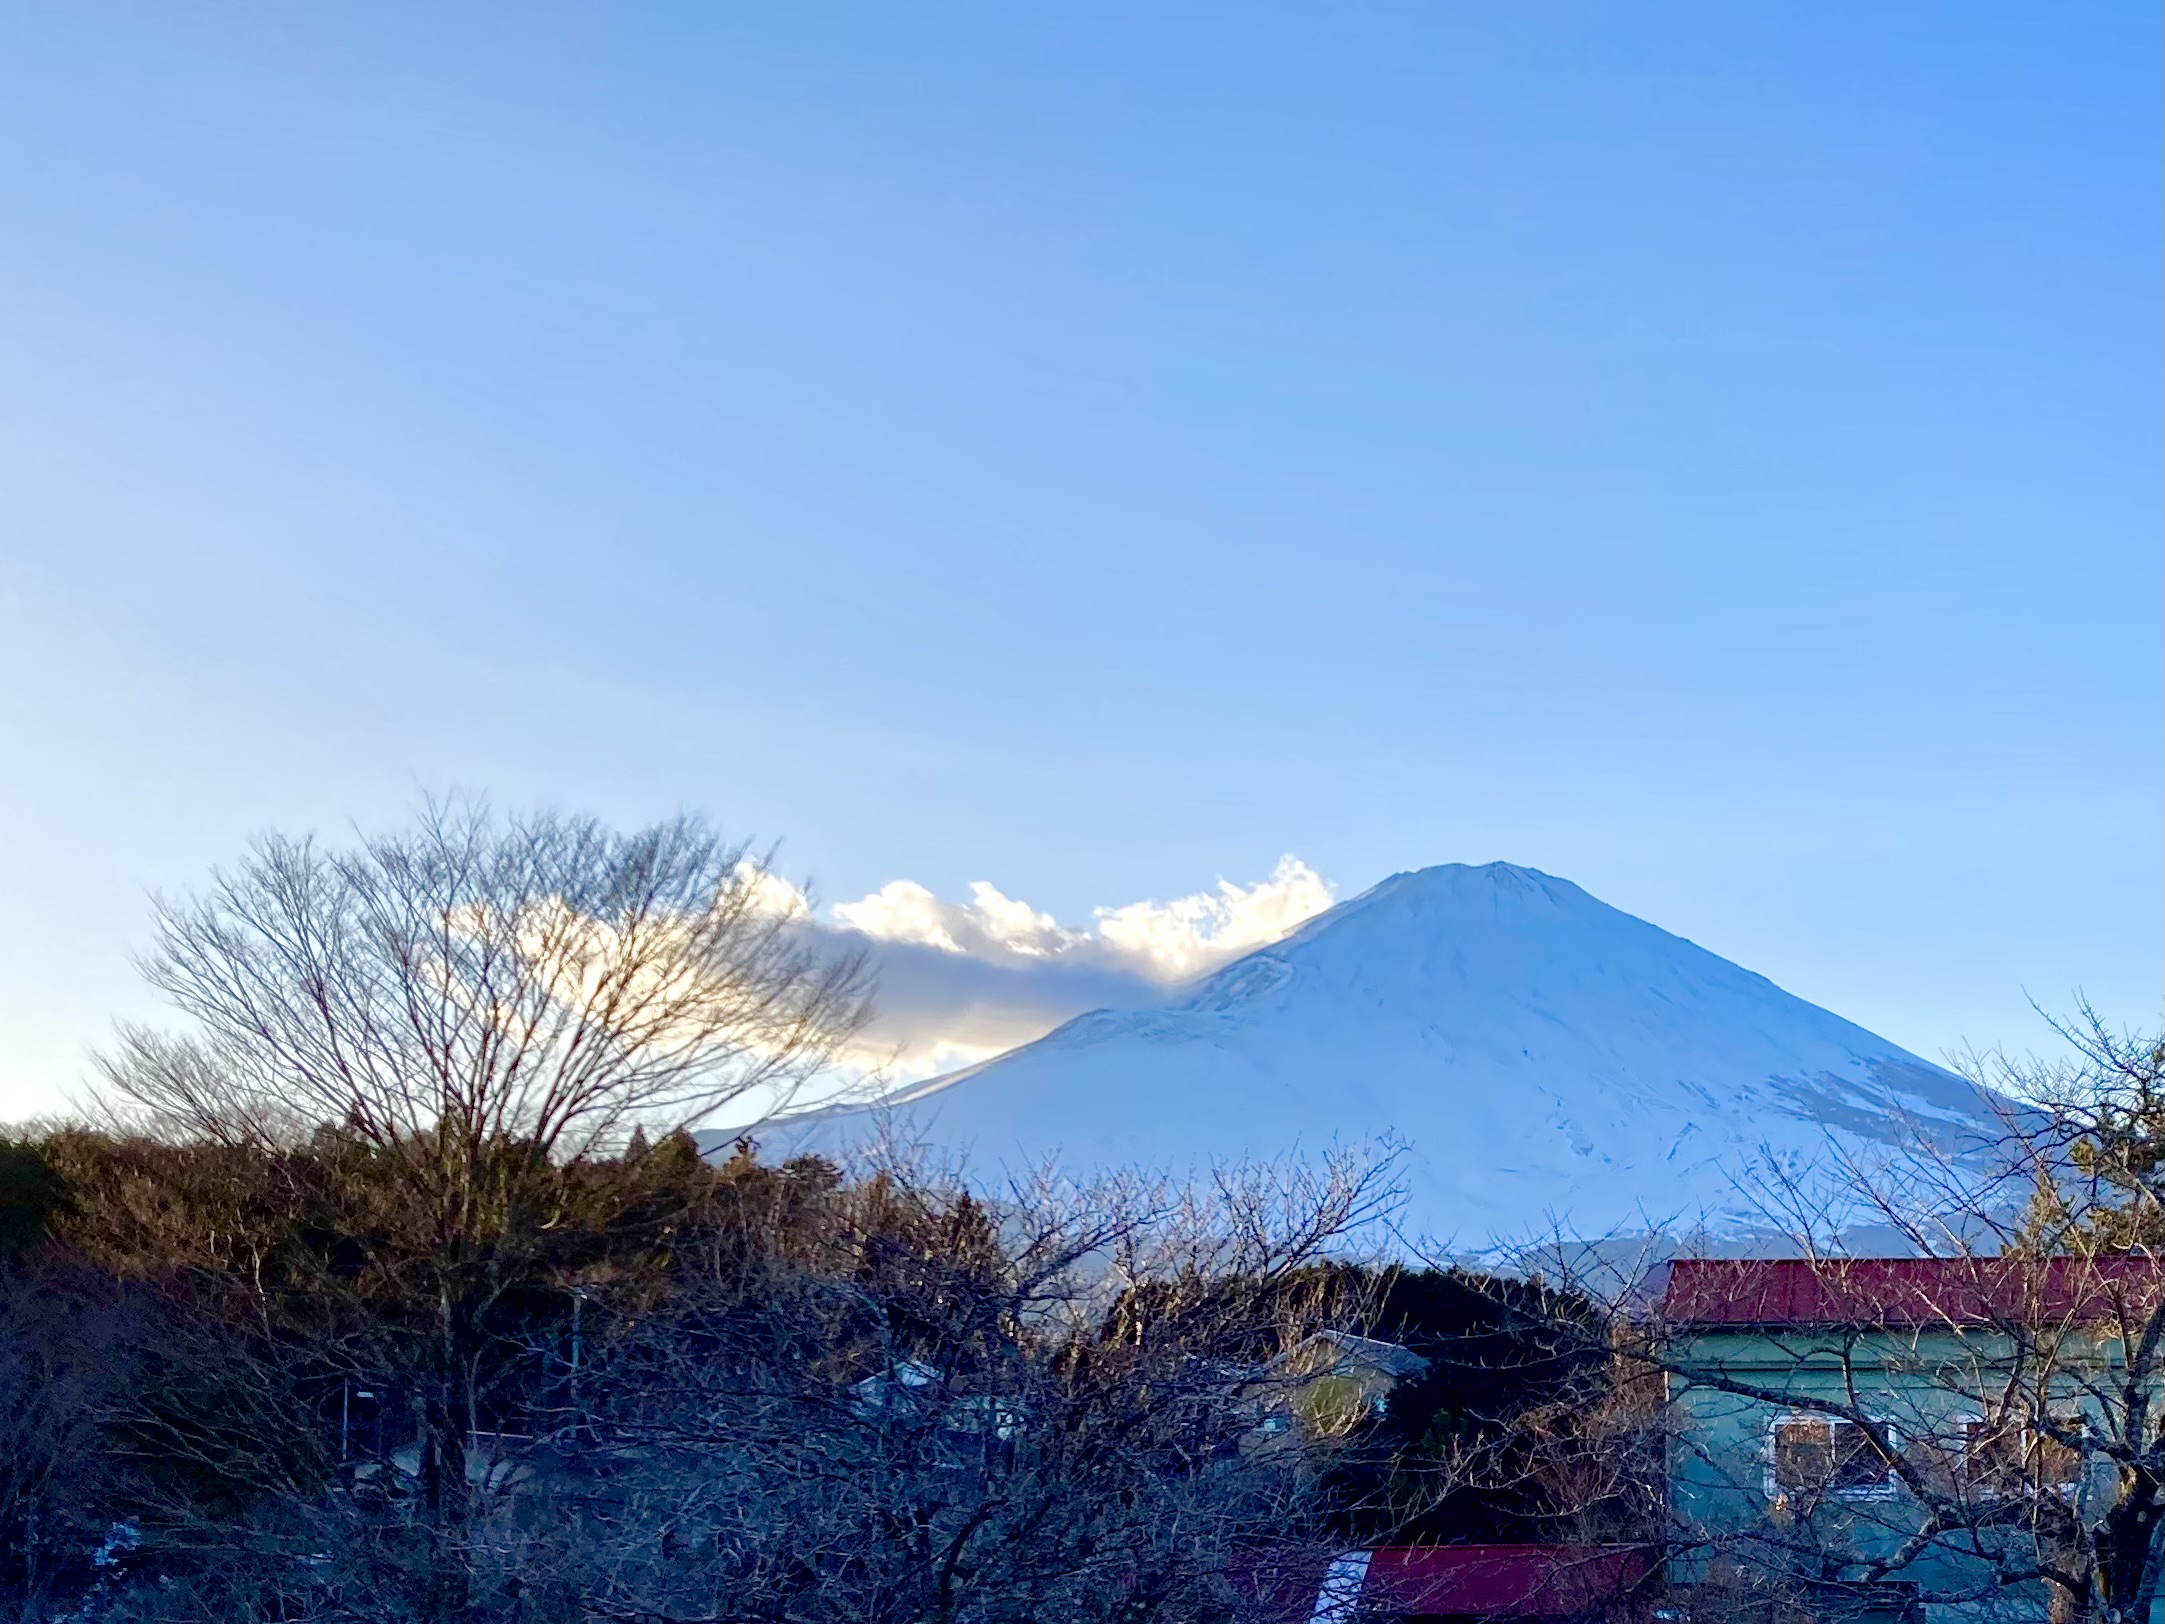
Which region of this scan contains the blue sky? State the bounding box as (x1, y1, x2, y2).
(0, 4, 2157, 1118)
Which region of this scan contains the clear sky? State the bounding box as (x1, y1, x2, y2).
(1, 4, 2157, 1121)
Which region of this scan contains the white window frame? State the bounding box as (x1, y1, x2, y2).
(1952, 1408, 2086, 1501)
(1764, 1411, 1903, 1502)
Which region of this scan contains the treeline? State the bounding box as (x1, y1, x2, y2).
(0, 1125, 1629, 1623)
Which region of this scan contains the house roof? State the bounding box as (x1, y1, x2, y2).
(1237, 1544, 1653, 1623)
(1360, 1545, 1652, 1617)
(1271, 1330, 1431, 1382)
(1661, 1256, 2165, 1329)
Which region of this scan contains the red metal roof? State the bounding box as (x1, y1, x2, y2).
(1662, 1256, 2165, 1329)
(1361, 1545, 1652, 1616)
(1235, 1544, 1653, 1622)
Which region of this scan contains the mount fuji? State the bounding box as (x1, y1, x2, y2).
(785, 863, 2005, 1246)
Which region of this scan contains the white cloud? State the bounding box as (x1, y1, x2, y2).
(832, 879, 1077, 961)
(806, 857, 1335, 1087)
(830, 858, 1330, 979)
(728, 859, 814, 922)
(1090, 856, 1334, 980)
(832, 880, 965, 952)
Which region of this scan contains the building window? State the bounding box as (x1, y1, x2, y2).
(1769, 1415, 1898, 1499)
(1960, 1414, 2084, 1496)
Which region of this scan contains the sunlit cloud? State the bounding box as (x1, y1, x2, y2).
(786, 857, 1335, 1090)
(1089, 858, 1335, 981)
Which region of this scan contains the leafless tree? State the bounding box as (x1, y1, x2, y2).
(508, 1149, 1401, 1624)
(88, 800, 872, 1616)
(100, 799, 871, 1164)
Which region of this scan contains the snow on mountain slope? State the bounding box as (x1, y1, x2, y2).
(788, 864, 2005, 1246)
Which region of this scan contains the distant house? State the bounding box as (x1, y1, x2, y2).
(1658, 1256, 2165, 1624)
(1251, 1330, 1432, 1445)
(846, 1357, 944, 1419)
(847, 1359, 1022, 1452)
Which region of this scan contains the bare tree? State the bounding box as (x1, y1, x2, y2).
(101, 799, 871, 1164)
(500, 1149, 1403, 1624)
(91, 800, 872, 1616)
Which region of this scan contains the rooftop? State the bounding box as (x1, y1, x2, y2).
(1661, 1255, 2165, 1329)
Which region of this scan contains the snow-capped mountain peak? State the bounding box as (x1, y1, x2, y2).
(802, 863, 2003, 1246)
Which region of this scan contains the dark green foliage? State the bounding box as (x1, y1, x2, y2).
(0, 1138, 70, 1257)
(1, 1126, 861, 1582)
(1301, 1264, 1628, 1544)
